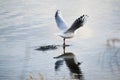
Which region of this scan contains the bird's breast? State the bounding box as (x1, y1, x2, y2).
(58, 32, 74, 39)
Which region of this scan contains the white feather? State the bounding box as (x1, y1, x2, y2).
(55, 10, 68, 32)
(55, 10, 88, 39)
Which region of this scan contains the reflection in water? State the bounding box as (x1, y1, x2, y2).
(99, 38, 120, 74)
(106, 38, 120, 73)
(54, 47, 84, 80)
(106, 38, 120, 47)
(54, 59, 64, 71)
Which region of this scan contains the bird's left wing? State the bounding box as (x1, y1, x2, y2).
(65, 15, 88, 33)
(55, 10, 68, 32)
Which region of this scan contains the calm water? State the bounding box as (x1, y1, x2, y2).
(0, 0, 120, 80)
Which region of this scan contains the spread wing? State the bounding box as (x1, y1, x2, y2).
(55, 10, 68, 32)
(65, 15, 88, 33)
(54, 60, 64, 71)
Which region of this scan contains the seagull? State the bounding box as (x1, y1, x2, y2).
(55, 10, 88, 48)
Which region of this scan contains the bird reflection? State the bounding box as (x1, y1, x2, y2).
(54, 47, 84, 80)
(54, 59, 64, 71)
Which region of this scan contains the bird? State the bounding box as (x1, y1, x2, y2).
(55, 10, 88, 48)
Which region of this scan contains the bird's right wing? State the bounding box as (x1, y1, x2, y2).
(65, 15, 88, 33)
(55, 10, 68, 32)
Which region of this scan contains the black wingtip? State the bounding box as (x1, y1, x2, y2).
(57, 9, 60, 12)
(80, 14, 88, 21)
(86, 15, 89, 17)
(55, 10, 60, 17)
(82, 14, 89, 17)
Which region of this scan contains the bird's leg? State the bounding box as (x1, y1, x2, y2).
(63, 38, 66, 53)
(63, 38, 65, 47)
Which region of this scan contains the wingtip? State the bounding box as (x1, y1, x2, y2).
(55, 10, 60, 17)
(57, 9, 60, 12)
(85, 15, 89, 17)
(83, 14, 89, 17)
(80, 14, 88, 20)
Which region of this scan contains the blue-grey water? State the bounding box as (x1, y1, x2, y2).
(0, 0, 120, 80)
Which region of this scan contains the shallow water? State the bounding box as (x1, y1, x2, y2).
(0, 0, 120, 80)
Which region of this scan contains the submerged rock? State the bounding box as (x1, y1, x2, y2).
(35, 44, 70, 51)
(35, 45, 59, 51)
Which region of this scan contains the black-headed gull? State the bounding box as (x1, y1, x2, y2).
(55, 10, 88, 47)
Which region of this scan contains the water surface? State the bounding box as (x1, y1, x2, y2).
(0, 0, 120, 80)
